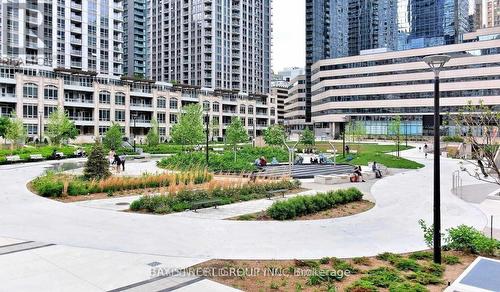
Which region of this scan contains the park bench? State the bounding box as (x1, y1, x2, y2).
(190, 198, 223, 212)
(6, 155, 21, 162)
(213, 147, 224, 152)
(266, 189, 288, 199)
(29, 154, 44, 161)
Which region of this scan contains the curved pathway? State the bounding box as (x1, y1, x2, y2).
(0, 147, 487, 260)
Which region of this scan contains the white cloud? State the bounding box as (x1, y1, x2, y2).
(272, 0, 305, 72)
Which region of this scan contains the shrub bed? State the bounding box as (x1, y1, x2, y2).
(266, 188, 363, 220)
(130, 179, 301, 214)
(0, 145, 79, 164)
(157, 146, 288, 172)
(419, 220, 500, 256)
(31, 170, 213, 197)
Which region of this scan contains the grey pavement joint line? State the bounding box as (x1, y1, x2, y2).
(107, 270, 184, 292)
(0, 242, 55, 255)
(0, 240, 33, 248)
(159, 277, 205, 292)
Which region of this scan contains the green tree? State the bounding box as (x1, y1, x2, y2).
(83, 141, 111, 180)
(345, 121, 366, 153)
(0, 115, 12, 141)
(264, 124, 286, 146)
(226, 117, 249, 161)
(388, 115, 402, 157)
(170, 104, 204, 149)
(300, 128, 315, 149)
(146, 118, 160, 147)
(103, 122, 123, 150)
(46, 108, 78, 146)
(5, 112, 26, 149)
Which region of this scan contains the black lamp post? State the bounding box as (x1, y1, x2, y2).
(38, 110, 43, 144)
(132, 114, 137, 152)
(423, 54, 451, 264)
(205, 112, 209, 167)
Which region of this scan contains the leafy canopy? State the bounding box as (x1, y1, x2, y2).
(46, 108, 78, 145)
(170, 104, 204, 147)
(5, 112, 26, 148)
(300, 128, 315, 147)
(226, 117, 249, 161)
(264, 124, 286, 146)
(103, 122, 123, 150)
(0, 115, 12, 139)
(146, 118, 160, 147)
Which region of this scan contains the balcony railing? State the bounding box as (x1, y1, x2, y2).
(69, 116, 93, 121)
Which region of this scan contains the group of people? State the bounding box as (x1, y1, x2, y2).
(351, 161, 383, 183)
(254, 156, 268, 168)
(109, 149, 126, 172)
(310, 154, 328, 164)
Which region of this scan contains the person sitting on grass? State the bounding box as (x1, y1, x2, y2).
(271, 157, 278, 165)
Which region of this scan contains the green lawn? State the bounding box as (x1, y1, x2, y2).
(327, 143, 423, 169)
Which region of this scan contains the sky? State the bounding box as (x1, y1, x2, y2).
(271, 0, 305, 72)
(270, 0, 475, 72)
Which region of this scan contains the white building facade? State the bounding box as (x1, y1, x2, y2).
(0, 67, 277, 143)
(0, 0, 124, 76)
(310, 28, 500, 138)
(147, 0, 272, 95)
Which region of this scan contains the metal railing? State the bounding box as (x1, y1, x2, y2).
(452, 170, 463, 198)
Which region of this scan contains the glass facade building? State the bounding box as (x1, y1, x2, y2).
(305, 0, 472, 124)
(123, 0, 148, 77)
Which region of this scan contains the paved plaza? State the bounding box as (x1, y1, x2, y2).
(0, 145, 495, 291)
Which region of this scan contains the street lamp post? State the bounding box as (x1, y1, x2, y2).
(38, 110, 43, 144)
(423, 54, 451, 264)
(132, 114, 137, 152)
(205, 113, 209, 167)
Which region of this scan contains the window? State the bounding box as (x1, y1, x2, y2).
(23, 83, 38, 99)
(240, 105, 246, 114)
(44, 105, 57, 118)
(115, 110, 125, 122)
(271, 107, 275, 116)
(212, 102, 219, 112)
(44, 85, 58, 100)
(25, 124, 38, 135)
(99, 126, 109, 135)
(157, 112, 166, 123)
(169, 113, 177, 124)
(99, 91, 110, 104)
(23, 104, 38, 118)
(157, 96, 166, 108)
(248, 118, 254, 125)
(203, 101, 210, 111)
(115, 92, 125, 105)
(248, 106, 254, 114)
(99, 109, 110, 121)
(159, 127, 166, 136)
(169, 98, 178, 109)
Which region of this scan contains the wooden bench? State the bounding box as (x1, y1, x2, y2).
(6, 155, 21, 162)
(190, 198, 223, 212)
(29, 154, 43, 161)
(266, 189, 288, 199)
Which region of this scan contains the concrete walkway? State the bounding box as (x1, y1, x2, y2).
(0, 146, 487, 262)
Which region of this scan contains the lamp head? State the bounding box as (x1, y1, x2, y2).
(423, 55, 451, 76)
